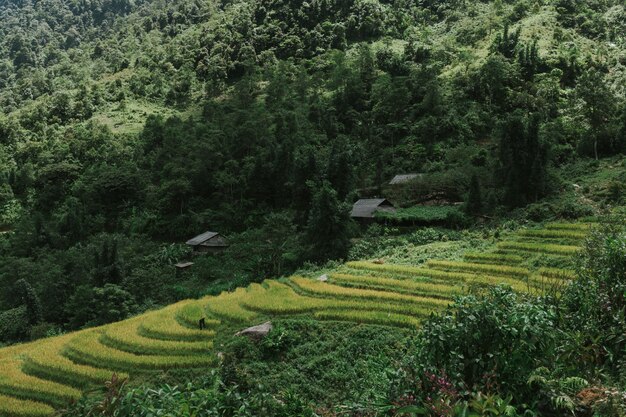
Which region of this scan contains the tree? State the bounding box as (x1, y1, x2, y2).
(65, 284, 136, 329)
(465, 174, 482, 215)
(576, 69, 616, 159)
(499, 112, 549, 207)
(305, 181, 351, 262)
(93, 238, 123, 286)
(14, 279, 42, 325)
(292, 150, 319, 226)
(327, 136, 354, 201)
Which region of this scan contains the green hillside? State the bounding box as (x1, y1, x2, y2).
(0, 221, 585, 416)
(1, 0, 626, 414)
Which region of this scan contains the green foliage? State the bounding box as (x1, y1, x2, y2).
(305, 182, 352, 262)
(61, 374, 317, 417)
(65, 284, 137, 329)
(14, 279, 42, 325)
(0, 305, 29, 343)
(399, 287, 559, 403)
(220, 319, 414, 408)
(465, 174, 483, 216)
(563, 217, 626, 374)
(375, 206, 468, 227)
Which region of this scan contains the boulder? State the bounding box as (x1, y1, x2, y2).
(235, 321, 273, 340)
(317, 274, 328, 282)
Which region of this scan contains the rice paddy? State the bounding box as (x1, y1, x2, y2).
(496, 241, 581, 256)
(0, 220, 589, 416)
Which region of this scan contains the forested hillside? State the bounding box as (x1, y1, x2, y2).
(0, 0, 626, 394)
(1, 0, 626, 415)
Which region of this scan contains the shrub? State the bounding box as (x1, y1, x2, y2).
(0, 306, 30, 343)
(563, 217, 626, 374)
(393, 287, 559, 405)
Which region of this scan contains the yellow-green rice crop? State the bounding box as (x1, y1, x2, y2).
(463, 252, 523, 265)
(497, 241, 581, 256)
(175, 301, 220, 328)
(538, 267, 576, 281)
(345, 262, 530, 292)
(102, 319, 213, 356)
(205, 287, 258, 322)
(139, 309, 214, 342)
(545, 222, 592, 231)
(23, 334, 128, 389)
(346, 261, 474, 280)
(243, 281, 438, 319)
(329, 273, 462, 299)
(518, 229, 587, 240)
(0, 359, 81, 406)
(64, 331, 214, 371)
(0, 394, 54, 417)
(314, 310, 421, 328)
(290, 276, 449, 308)
(426, 260, 530, 279)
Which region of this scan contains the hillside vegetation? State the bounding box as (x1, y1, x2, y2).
(0, 221, 589, 416)
(1, 0, 626, 414)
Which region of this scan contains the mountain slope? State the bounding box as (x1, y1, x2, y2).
(0, 221, 586, 416)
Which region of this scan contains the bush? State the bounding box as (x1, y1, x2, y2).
(392, 287, 559, 405)
(0, 305, 30, 342)
(563, 217, 626, 375)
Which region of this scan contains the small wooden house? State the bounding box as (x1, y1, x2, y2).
(389, 173, 422, 185)
(186, 231, 229, 254)
(350, 198, 396, 220)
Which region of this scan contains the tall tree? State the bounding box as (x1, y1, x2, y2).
(466, 174, 483, 215)
(305, 181, 351, 262)
(14, 279, 42, 325)
(577, 69, 616, 159)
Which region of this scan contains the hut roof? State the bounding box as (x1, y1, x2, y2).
(389, 173, 422, 185)
(350, 198, 395, 218)
(186, 231, 221, 246)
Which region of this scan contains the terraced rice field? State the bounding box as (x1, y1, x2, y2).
(0, 222, 590, 416)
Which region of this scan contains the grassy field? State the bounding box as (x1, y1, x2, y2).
(0, 221, 590, 416)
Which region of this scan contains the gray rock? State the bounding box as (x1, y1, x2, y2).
(235, 321, 273, 340)
(317, 274, 328, 282)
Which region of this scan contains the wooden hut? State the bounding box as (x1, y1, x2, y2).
(186, 231, 229, 254)
(350, 198, 396, 221)
(389, 173, 422, 185)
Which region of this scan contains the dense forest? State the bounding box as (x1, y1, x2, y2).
(0, 0, 625, 359)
